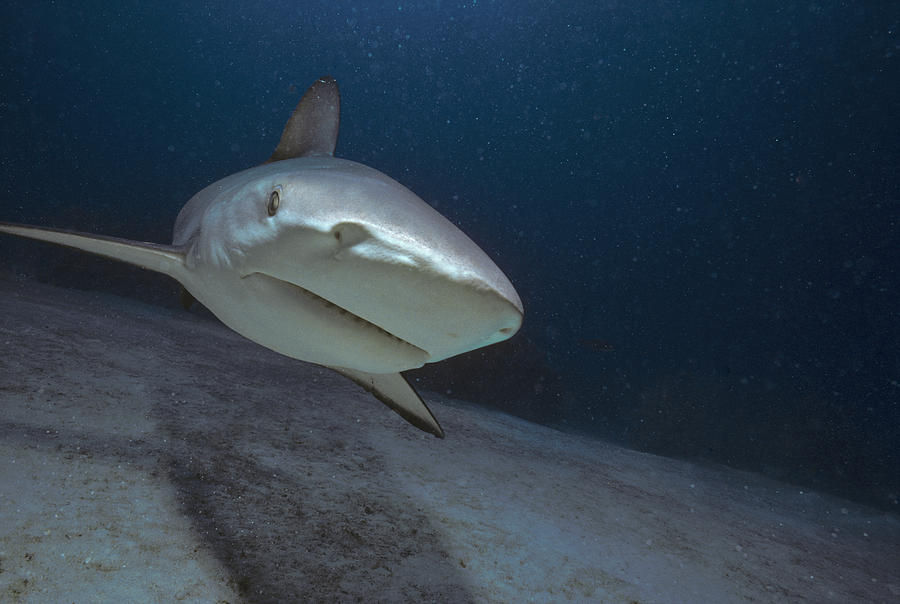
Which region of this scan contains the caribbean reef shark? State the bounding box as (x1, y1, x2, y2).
(0, 76, 523, 438)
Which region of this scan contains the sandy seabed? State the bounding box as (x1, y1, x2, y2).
(0, 274, 897, 603)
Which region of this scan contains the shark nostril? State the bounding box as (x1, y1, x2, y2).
(499, 327, 513, 335)
(331, 222, 368, 247)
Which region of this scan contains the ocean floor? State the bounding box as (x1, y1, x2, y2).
(0, 274, 897, 603)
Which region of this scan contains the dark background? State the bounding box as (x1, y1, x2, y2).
(1, 1, 897, 509)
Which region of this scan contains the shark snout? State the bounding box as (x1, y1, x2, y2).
(250, 224, 522, 365)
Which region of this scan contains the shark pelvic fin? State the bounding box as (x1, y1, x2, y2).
(0, 222, 187, 281)
(268, 75, 340, 162)
(329, 366, 445, 438)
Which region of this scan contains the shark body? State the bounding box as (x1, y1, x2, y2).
(0, 76, 523, 437)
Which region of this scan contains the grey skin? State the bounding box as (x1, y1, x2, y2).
(0, 76, 523, 437)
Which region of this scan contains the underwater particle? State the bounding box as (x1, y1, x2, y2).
(578, 338, 615, 352)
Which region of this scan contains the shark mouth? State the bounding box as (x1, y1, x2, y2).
(243, 272, 429, 360)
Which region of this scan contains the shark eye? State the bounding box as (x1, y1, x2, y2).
(267, 189, 280, 217)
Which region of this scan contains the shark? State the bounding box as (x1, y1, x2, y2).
(0, 76, 523, 438)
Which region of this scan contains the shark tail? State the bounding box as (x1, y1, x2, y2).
(328, 366, 444, 438)
(0, 222, 187, 281)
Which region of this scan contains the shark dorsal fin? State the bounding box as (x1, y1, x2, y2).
(267, 75, 340, 162)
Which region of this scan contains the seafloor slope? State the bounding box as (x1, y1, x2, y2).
(0, 274, 897, 603)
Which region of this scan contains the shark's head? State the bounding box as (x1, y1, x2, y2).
(175, 77, 522, 374)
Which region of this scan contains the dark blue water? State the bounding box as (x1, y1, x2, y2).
(1, 1, 897, 509)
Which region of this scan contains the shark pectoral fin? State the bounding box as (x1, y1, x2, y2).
(0, 222, 187, 281)
(328, 366, 444, 438)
